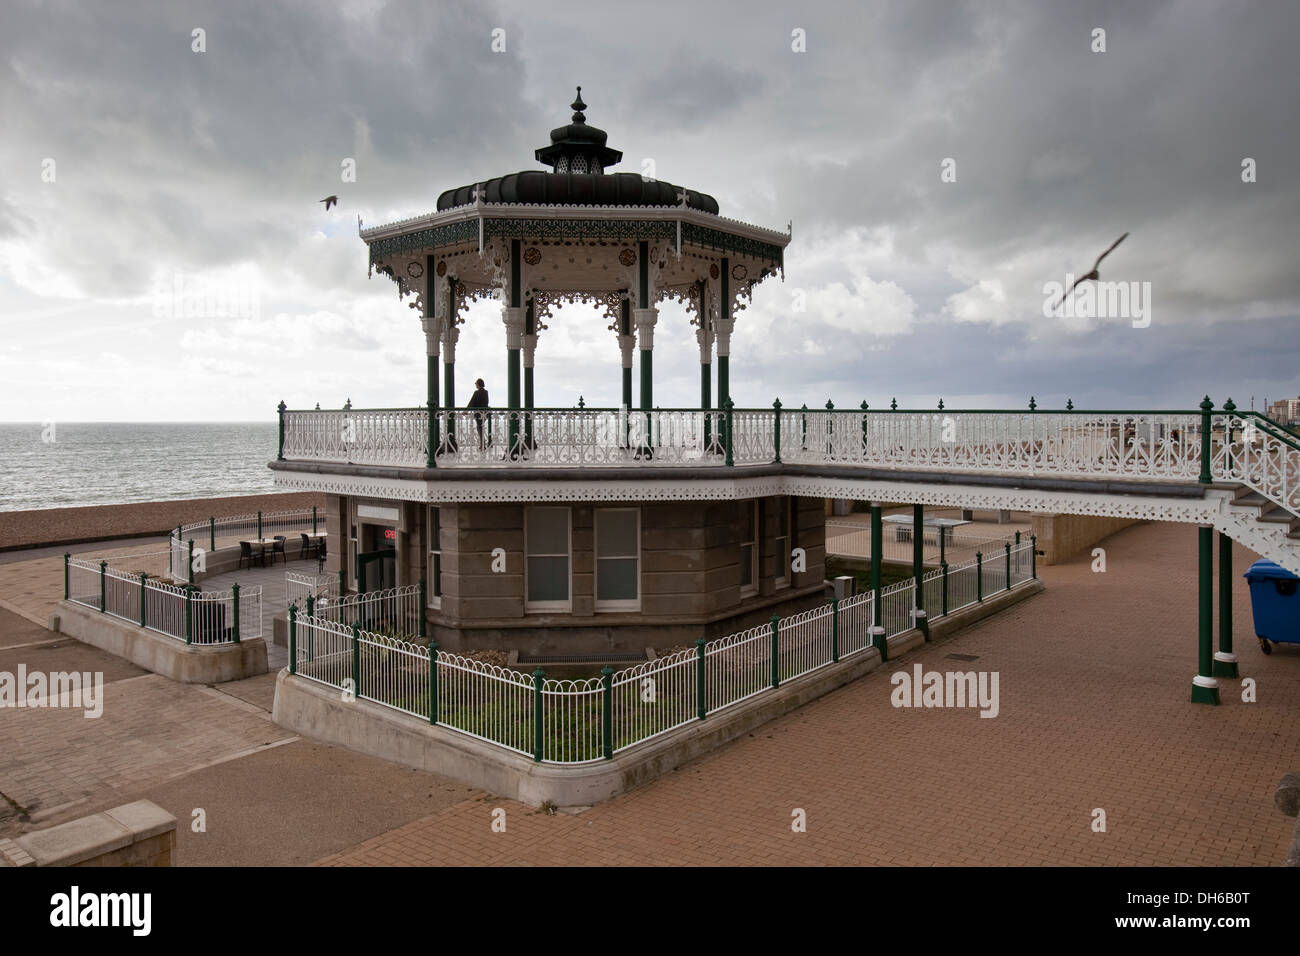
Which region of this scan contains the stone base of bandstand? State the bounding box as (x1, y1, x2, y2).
(273, 579, 1045, 808)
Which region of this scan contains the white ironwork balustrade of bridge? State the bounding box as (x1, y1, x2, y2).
(278, 405, 1300, 513)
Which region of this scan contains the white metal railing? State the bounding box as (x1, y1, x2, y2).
(310, 584, 422, 638)
(778, 409, 1204, 478)
(438, 408, 728, 467)
(541, 677, 605, 764)
(357, 632, 431, 721)
(880, 579, 916, 637)
(66, 556, 261, 644)
(286, 541, 1038, 764)
(610, 648, 698, 755)
(286, 570, 339, 612)
(275, 404, 1281, 490)
(436, 649, 537, 757)
(777, 603, 835, 682)
(276, 404, 1300, 540)
(837, 590, 875, 657)
(293, 615, 355, 690)
(1212, 412, 1300, 514)
(705, 621, 773, 713)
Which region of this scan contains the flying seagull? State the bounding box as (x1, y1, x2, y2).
(1053, 231, 1129, 311)
(320, 195, 338, 210)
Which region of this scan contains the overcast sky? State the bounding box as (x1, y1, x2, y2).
(2, 0, 1297, 422)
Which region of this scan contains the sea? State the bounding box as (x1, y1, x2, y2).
(0, 422, 279, 512)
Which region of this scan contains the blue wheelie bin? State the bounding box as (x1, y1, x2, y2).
(1244, 559, 1300, 654)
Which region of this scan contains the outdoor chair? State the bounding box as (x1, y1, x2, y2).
(316, 538, 328, 573)
(271, 535, 287, 566)
(300, 532, 319, 560)
(239, 540, 260, 570)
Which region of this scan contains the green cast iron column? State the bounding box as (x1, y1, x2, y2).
(429, 641, 439, 725)
(912, 503, 928, 639)
(1199, 396, 1213, 484)
(276, 400, 286, 459)
(231, 582, 241, 643)
(1192, 525, 1221, 704)
(427, 350, 439, 468)
(444, 276, 457, 449)
(1213, 531, 1237, 678)
(870, 502, 885, 660)
(426, 254, 440, 468)
(601, 666, 614, 760)
(695, 639, 707, 720)
(718, 258, 730, 416)
(620, 296, 633, 413)
(507, 241, 522, 454)
(697, 280, 711, 448)
(523, 302, 535, 431)
(532, 669, 546, 762)
(637, 242, 653, 456)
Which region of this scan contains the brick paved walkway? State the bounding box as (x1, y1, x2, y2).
(0, 667, 295, 830)
(317, 521, 1300, 866)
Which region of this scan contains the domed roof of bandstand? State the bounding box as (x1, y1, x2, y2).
(436, 87, 720, 215)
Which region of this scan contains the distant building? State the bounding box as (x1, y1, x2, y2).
(1267, 397, 1300, 426)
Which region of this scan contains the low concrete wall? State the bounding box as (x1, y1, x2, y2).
(274, 579, 1042, 807)
(51, 600, 267, 684)
(0, 800, 176, 867)
(1031, 513, 1144, 565)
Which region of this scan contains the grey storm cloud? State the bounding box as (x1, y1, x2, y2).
(1, 0, 1298, 417)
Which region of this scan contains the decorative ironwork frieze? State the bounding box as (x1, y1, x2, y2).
(482, 218, 677, 243)
(367, 219, 479, 269)
(681, 222, 784, 266)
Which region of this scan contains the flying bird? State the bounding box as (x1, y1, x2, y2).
(320, 195, 338, 210)
(1052, 231, 1129, 311)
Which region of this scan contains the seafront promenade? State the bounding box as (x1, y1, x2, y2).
(1, 513, 1296, 866)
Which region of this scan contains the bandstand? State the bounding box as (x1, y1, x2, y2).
(274, 89, 820, 656)
(271, 90, 1300, 706)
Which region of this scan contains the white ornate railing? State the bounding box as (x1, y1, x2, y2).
(287, 541, 1036, 764)
(276, 405, 1264, 490)
(778, 409, 1204, 480)
(1212, 413, 1300, 513)
(286, 570, 339, 612)
(308, 584, 422, 639)
(66, 556, 261, 644)
(276, 401, 1300, 568)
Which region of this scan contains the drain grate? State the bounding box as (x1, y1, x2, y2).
(944, 653, 981, 662)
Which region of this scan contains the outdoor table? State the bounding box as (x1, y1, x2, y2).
(241, 538, 281, 566)
(882, 515, 972, 545)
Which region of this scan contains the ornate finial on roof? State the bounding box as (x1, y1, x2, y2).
(571, 86, 586, 123)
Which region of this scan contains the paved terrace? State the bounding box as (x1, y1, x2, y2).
(317, 522, 1298, 866)
(2, 520, 1296, 865)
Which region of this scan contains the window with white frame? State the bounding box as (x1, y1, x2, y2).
(427, 506, 442, 608)
(526, 507, 571, 611)
(739, 500, 759, 595)
(595, 508, 640, 610)
(775, 497, 791, 588)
